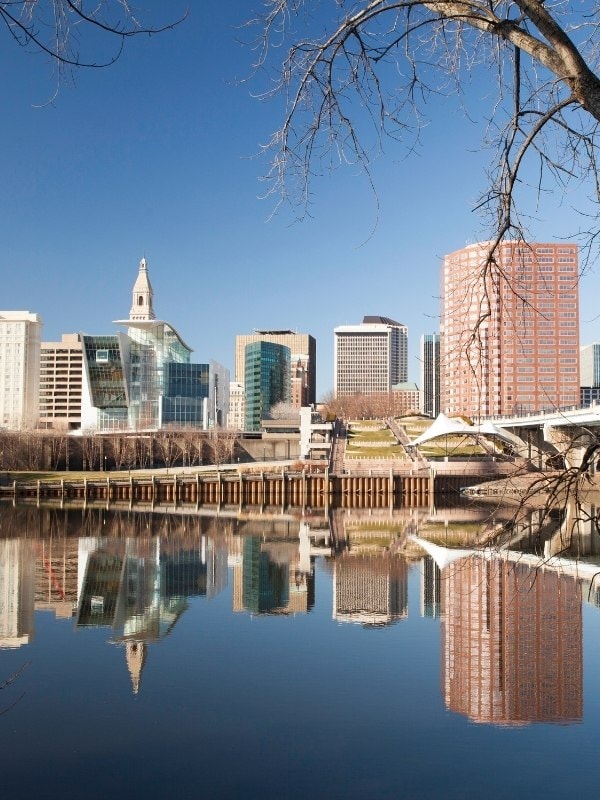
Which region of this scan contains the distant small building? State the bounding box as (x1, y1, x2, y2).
(299, 407, 333, 460)
(581, 386, 600, 407)
(580, 343, 600, 387)
(391, 382, 422, 415)
(228, 381, 245, 429)
(580, 343, 600, 407)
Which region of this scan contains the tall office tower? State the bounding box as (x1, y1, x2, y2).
(334, 316, 408, 396)
(442, 557, 582, 725)
(420, 333, 440, 416)
(235, 330, 316, 408)
(244, 341, 291, 431)
(0, 311, 42, 429)
(39, 333, 83, 430)
(441, 242, 579, 418)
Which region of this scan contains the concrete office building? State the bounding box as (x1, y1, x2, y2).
(334, 316, 408, 397)
(0, 311, 42, 429)
(441, 242, 579, 418)
(420, 333, 440, 417)
(235, 330, 316, 408)
(39, 333, 83, 430)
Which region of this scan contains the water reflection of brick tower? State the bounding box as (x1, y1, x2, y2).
(441, 557, 582, 724)
(334, 554, 408, 626)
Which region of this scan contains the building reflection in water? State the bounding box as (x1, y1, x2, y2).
(333, 554, 408, 626)
(0, 539, 36, 648)
(441, 556, 583, 725)
(420, 556, 442, 620)
(76, 534, 229, 692)
(231, 525, 315, 616)
(0, 502, 595, 712)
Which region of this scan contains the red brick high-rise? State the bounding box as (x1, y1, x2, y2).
(441, 241, 579, 418)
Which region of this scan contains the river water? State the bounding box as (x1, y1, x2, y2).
(0, 502, 599, 799)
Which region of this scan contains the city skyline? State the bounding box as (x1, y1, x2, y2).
(3, 4, 600, 397)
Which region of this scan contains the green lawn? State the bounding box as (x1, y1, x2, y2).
(346, 446, 408, 459)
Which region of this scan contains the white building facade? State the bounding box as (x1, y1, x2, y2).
(228, 382, 246, 430)
(0, 311, 42, 429)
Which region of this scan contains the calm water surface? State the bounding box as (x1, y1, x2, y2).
(0, 503, 599, 800)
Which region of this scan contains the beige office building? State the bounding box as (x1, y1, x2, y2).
(0, 311, 42, 429)
(441, 241, 579, 417)
(235, 330, 316, 409)
(334, 316, 408, 397)
(39, 333, 83, 430)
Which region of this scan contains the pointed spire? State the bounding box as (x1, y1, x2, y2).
(129, 257, 155, 321)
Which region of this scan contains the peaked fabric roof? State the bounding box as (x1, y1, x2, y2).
(410, 413, 516, 447)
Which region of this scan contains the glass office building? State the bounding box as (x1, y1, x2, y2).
(80, 259, 228, 431)
(244, 341, 290, 431)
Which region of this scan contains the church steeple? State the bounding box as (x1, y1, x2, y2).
(129, 257, 155, 321)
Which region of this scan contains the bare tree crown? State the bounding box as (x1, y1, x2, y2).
(252, 0, 600, 246)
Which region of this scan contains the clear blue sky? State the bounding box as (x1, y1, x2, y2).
(2, 1, 599, 396)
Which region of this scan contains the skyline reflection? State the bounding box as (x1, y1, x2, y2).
(0, 502, 598, 726)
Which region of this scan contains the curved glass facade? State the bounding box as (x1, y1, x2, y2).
(83, 325, 218, 431)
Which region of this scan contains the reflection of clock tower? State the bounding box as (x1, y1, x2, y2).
(129, 257, 155, 321)
(125, 641, 147, 695)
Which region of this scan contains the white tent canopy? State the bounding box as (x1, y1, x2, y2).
(410, 413, 516, 448)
